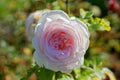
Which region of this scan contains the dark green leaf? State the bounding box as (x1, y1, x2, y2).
(47, 0, 56, 3)
(36, 67, 55, 80)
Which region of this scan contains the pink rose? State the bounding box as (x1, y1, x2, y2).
(33, 10, 89, 73)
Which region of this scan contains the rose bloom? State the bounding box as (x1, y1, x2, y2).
(32, 10, 89, 73)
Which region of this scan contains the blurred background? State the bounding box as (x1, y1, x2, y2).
(0, 0, 120, 80)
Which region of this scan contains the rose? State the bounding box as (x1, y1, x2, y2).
(33, 10, 89, 73)
(25, 9, 50, 41)
(108, 0, 120, 16)
(108, 0, 119, 11)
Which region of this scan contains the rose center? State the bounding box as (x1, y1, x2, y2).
(48, 31, 73, 50)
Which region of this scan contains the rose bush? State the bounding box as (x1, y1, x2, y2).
(32, 10, 89, 73)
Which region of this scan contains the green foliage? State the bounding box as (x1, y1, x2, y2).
(84, 56, 102, 68)
(79, 9, 111, 31)
(73, 56, 104, 80)
(21, 65, 38, 80)
(20, 57, 105, 80)
(21, 64, 74, 80)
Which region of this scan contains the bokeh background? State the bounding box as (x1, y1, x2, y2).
(0, 0, 120, 80)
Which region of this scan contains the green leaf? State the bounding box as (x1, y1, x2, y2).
(85, 11, 93, 18)
(21, 65, 55, 80)
(79, 9, 111, 31)
(80, 9, 93, 19)
(73, 68, 81, 79)
(79, 9, 86, 18)
(57, 75, 74, 80)
(84, 56, 102, 69)
(88, 18, 111, 31)
(36, 67, 55, 80)
(100, 19, 111, 31)
(94, 18, 101, 24)
(74, 67, 95, 80)
(89, 24, 102, 31)
(21, 64, 38, 80)
(55, 72, 74, 80)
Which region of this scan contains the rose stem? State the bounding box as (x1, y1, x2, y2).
(66, 0, 70, 15)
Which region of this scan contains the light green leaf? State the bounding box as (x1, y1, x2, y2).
(79, 9, 111, 31)
(57, 75, 74, 80)
(55, 72, 74, 80)
(88, 18, 111, 31)
(79, 9, 86, 18)
(85, 11, 93, 18)
(100, 19, 111, 31)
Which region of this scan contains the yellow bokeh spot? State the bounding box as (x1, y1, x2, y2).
(23, 47, 32, 56)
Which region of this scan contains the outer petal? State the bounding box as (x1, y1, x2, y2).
(70, 18, 90, 54)
(42, 56, 84, 73)
(34, 50, 69, 72)
(26, 9, 50, 41)
(34, 51, 45, 66)
(34, 10, 70, 34)
(37, 10, 70, 24)
(25, 12, 34, 41)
